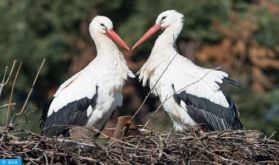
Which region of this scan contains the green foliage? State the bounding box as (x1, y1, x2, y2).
(254, 9, 279, 48)
(119, 0, 231, 44)
(237, 89, 279, 139)
(0, 0, 122, 92)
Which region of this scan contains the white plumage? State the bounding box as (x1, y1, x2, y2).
(134, 10, 242, 131)
(42, 16, 134, 136)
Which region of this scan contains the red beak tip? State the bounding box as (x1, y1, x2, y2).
(106, 30, 130, 51)
(124, 45, 131, 50)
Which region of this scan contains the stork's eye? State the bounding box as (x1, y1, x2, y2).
(161, 16, 167, 20)
(100, 23, 105, 27)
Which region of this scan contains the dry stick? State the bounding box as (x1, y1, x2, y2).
(0, 61, 17, 98)
(51, 124, 141, 149)
(16, 59, 45, 116)
(77, 147, 81, 165)
(0, 67, 8, 98)
(157, 135, 164, 160)
(131, 53, 178, 120)
(0, 103, 16, 109)
(268, 131, 276, 139)
(3, 60, 17, 86)
(37, 149, 49, 165)
(93, 128, 141, 149)
(44, 151, 99, 163)
(5, 63, 22, 127)
(14, 129, 97, 149)
(197, 146, 244, 165)
(143, 68, 218, 128)
(113, 116, 132, 139)
(50, 138, 56, 165)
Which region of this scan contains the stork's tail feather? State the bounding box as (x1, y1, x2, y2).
(223, 77, 241, 87)
(40, 97, 54, 130)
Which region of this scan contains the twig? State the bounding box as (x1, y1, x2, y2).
(198, 146, 244, 165)
(16, 59, 45, 116)
(132, 53, 178, 120)
(45, 151, 99, 163)
(0, 103, 16, 109)
(0, 61, 17, 97)
(5, 62, 22, 127)
(0, 66, 8, 98)
(268, 131, 276, 139)
(113, 116, 132, 139)
(77, 147, 81, 165)
(2, 60, 17, 85)
(51, 124, 142, 149)
(50, 138, 56, 165)
(143, 105, 162, 128)
(89, 126, 142, 149)
(157, 135, 164, 160)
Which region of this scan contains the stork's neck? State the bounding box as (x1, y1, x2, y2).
(89, 31, 134, 80)
(138, 22, 183, 87)
(91, 32, 119, 56)
(152, 22, 183, 54)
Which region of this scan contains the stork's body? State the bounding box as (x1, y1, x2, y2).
(134, 10, 243, 131)
(41, 16, 133, 136)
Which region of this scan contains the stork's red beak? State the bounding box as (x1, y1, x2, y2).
(132, 24, 161, 50)
(106, 29, 130, 50)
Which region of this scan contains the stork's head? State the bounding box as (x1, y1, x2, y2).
(89, 16, 130, 50)
(132, 10, 184, 49)
(155, 10, 184, 29)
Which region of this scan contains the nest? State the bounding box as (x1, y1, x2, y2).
(0, 128, 278, 164)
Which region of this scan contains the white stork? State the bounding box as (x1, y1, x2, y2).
(133, 10, 243, 131)
(41, 16, 134, 136)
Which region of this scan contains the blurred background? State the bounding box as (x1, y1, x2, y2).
(0, 0, 278, 139)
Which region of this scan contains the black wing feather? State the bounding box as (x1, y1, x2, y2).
(223, 77, 241, 87)
(42, 86, 98, 137)
(173, 81, 243, 131)
(40, 97, 54, 129)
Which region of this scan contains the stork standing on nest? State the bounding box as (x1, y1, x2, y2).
(41, 16, 134, 137)
(133, 10, 243, 131)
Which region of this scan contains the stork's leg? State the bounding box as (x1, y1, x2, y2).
(173, 121, 184, 131)
(199, 127, 205, 134)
